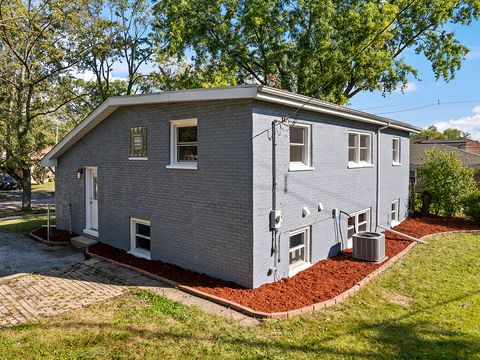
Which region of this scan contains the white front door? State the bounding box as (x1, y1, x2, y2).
(85, 167, 98, 236)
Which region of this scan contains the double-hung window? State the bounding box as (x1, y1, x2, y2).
(391, 199, 400, 226)
(129, 127, 147, 159)
(168, 118, 198, 169)
(289, 123, 312, 170)
(392, 137, 401, 165)
(130, 218, 151, 259)
(346, 209, 371, 248)
(289, 227, 311, 275)
(348, 132, 372, 167)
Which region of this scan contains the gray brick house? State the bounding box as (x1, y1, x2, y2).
(41, 85, 420, 288)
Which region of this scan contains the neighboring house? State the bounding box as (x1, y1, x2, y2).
(1, 147, 54, 184)
(410, 143, 480, 189)
(41, 85, 420, 288)
(417, 139, 480, 155)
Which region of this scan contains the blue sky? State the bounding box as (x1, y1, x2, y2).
(79, 17, 480, 138)
(349, 20, 480, 139)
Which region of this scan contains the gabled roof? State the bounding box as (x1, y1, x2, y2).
(41, 85, 421, 167)
(410, 143, 480, 168)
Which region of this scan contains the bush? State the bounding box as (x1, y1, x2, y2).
(463, 190, 480, 224)
(418, 149, 476, 216)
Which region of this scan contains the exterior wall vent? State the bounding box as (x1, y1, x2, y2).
(352, 232, 386, 262)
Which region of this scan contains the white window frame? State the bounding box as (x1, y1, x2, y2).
(392, 137, 401, 165)
(166, 118, 198, 170)
(289, 123, 314, 171)
(391, 199, 400, 226)
(129, 218, 151, 260)
(288, 227, 311, 276)
(348, 131, 373, 168)
(346, 208, 371, 248)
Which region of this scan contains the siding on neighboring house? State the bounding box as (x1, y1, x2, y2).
(251, 101, 409, 287)
(56, 99, 255, 288)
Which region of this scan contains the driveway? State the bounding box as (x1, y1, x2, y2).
(0, 190, 55, 213)
(0, 230, 82, 277)
(0, 231, 259, 327)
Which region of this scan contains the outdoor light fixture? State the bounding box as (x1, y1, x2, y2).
(76, 168, 83, 179)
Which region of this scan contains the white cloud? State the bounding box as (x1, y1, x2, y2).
(395, 82, 419, 94)
(433, 105, 480, 140)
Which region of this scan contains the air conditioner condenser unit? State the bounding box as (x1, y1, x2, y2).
(352, 231, 386, 262)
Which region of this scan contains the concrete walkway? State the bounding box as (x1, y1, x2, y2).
(0, 232, 259, 327)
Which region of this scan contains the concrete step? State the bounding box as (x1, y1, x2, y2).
(71, 236, 98, 249)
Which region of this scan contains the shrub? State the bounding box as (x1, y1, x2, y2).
(463, 190, 480, 224)
(418, 148, 476, 216)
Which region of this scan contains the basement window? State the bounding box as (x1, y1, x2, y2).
(129, 127, 147, 159)
(348, 131, 372, 168)
(130, 218, 151, 259)
(289, 227, 311, 275)
(391, 199, 400, 226)
(167, 118, 198, 169)
(347, 208, 371, 248)
(289, 123, 313, 171)
(392, 137, 401, 165)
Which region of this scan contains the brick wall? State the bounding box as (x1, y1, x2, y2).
(56, 99, 255, 288)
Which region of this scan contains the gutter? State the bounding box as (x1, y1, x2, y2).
(376, 122, 391, 230)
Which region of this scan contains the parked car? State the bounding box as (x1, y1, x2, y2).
(0, 174, 21, 190)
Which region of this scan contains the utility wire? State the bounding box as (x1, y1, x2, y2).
(375, 99, 480, 115)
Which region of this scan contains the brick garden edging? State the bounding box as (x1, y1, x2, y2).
(85, 229, 480, 319)
(28, 227, 70, 246)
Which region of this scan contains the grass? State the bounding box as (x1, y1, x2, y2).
(0, 233, 479, 359)
(0, 214, 55, 233)
(0, 209, 52, 218)
(32, 181, 55, 193)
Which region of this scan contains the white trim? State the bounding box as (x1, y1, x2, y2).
(348, 131, 373, 167)
(130, 217, 151, 260)
(289, 164, 315, 172)
(288, 227, 311, 276)
(347, 162, 374, 169)
(40, 85, 420, 166)
(129, 157, 148, 161)
(169, 118, 198, 168)
(166, 163, 198, 170)
(392, 137, 401, 165)
(391, 199, 400, 226)
(289, 122, 312, 169)
(84, 166, 98, 236)
(347, 208, 372, 249)
(83, 228, 99, 237)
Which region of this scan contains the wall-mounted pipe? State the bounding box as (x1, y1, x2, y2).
(376, 122, 391, 230)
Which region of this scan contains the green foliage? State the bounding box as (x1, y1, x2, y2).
(463, 190, 480, 224)
(152, 0, 480, 104)
(412, 125, 471, 141)
(419, 148, 476, 216)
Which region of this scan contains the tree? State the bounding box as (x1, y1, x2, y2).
(0, 0, 104, 210)
(152, 0, 480, 104)
(411, 125, 471, 141)
(418, 148, 476, 216)
(79, 0, 153, 105)
(443, 128, 470, 140)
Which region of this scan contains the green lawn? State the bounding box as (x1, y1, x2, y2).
(0, 233, 479, 359)
(0, 214, 55, 233)
(32, 181, 55, 193)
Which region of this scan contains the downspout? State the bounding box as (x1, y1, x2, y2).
(376, 122, 391, 231)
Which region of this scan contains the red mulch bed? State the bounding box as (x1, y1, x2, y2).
(30, 227, 78, 244)
(88, 216, 479, 313)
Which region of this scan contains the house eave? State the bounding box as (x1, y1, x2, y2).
(41, 85, 420, 166)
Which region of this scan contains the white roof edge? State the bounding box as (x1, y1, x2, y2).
(41, 85, 419, 166)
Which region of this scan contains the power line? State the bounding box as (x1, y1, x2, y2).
(375, 99, 480, 115)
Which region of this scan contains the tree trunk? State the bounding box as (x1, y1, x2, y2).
(421, 192, 431, 216)
(21, 168, 32, 211)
